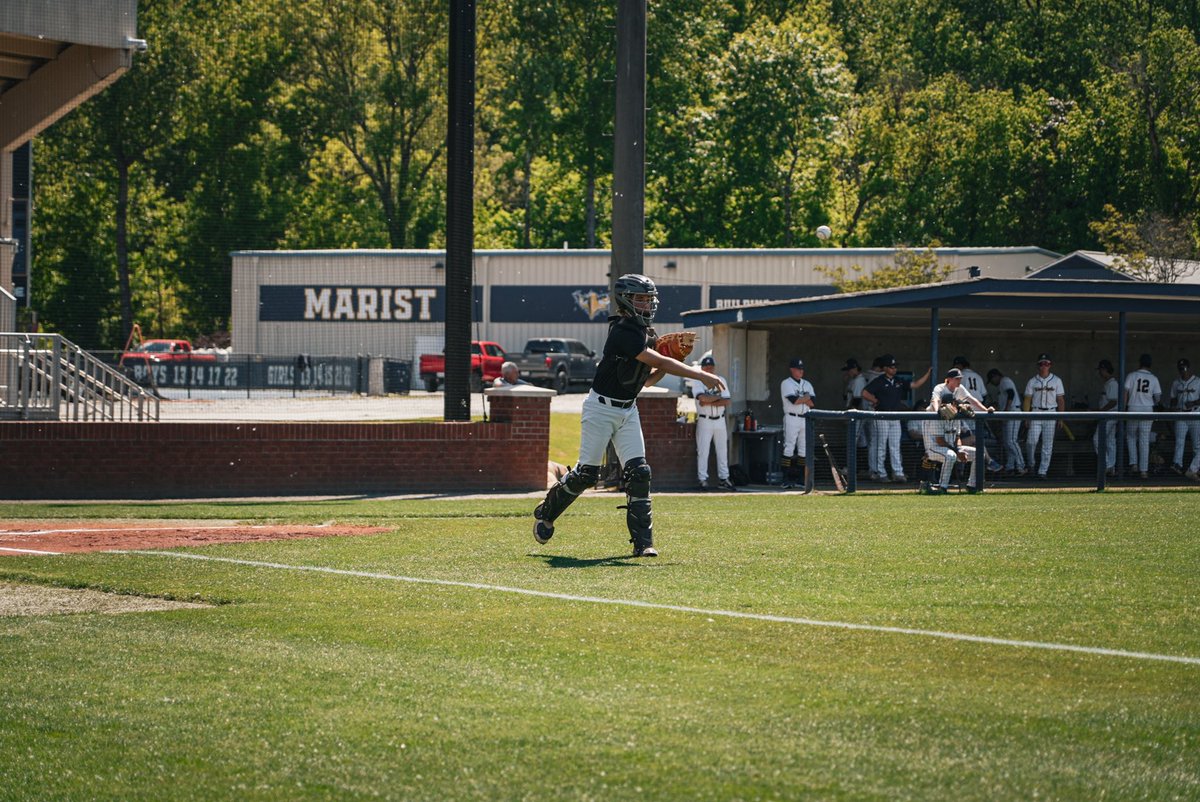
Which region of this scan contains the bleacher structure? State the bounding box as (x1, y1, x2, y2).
(0, 333, 158, 421)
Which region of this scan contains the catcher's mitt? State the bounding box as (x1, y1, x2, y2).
(938, 403, 958, 421)
(655, 331, 696, 361)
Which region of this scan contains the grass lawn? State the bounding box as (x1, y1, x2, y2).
(1, 492, 1197, 801)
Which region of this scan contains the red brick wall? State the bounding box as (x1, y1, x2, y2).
(0, 393, 712, 499)
(1, 396, 551, 499)
(638, 394, 697, 489)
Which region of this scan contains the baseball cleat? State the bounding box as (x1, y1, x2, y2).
(632, 545, 658, 557)
(533, 503, 554, 545)
(1186, 470, 1199, 481)
(893, 474, 907, 483)
(718, 478, 737, 492)
(1139, 471, 1149, 479)
(1171, 464, 1184, 475)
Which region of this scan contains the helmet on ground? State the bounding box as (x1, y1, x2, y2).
(613, 274, 659, 326)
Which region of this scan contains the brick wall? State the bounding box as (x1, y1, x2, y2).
(0, 390, 712, 499)
(0, 394, 551, 499)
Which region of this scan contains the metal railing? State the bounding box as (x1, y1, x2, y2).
(804, 409, 1200, 493)
(0, 333, 159, 422)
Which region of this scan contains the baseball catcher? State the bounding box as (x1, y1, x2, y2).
(533, 274, 725, 557)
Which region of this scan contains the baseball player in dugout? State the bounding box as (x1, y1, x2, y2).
(533, 274, 724, 558)
(1168, 358, 1200, 477)
(1093, 359, 1119, 476)
(779, 358, 816, 488)
(987, 367, 1026, 475)
(1124, 353, 1162, 478)
(1022, 353, 1066, 479)
(861, 354, 933, 482)
(921, 392, 979, 494)
(691, 355, 736, 492)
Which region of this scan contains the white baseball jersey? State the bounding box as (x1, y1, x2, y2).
(930, 381, 979, 410)
(1169, 374, 1200, 411)
(994, 376, 1019, 411)
(960, 369, 988, 405)
(1124, 369, 1161, 410)
(1097, 376, 1119, 410)
(689, 374, 732, 417)
(780, 376, 815, 414)
(844, 373, 867, 409)
(1024, 373, 1065, 410)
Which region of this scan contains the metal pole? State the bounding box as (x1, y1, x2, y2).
(444, 0, 476, 421)
(846, 418, 858, 493)
(612, 0, 646, 286)
(929, 307, 940, 380)
(1117, 311, 1127, 474)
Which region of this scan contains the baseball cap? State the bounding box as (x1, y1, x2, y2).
(700, 355, 715, 366)
(986, 368, 1001, 380)
(871, 356, 883, 368)
(1037, 353, 1052, 364)
(952, 355, 969, 367)
(879, 354, 897, 367)
(789, 358, 805, 369)
(940, 391, 956, 405)
(1179, 358, 1191, 370)
(1139, 353, 1152, 367)
(945, 368, 963, 379)
(841, 358, 860, 371)
(1097, 359, 1113, 372)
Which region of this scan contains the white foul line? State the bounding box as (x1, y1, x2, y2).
(0, 546, 64, 555)
(118, 550, 1200, 667)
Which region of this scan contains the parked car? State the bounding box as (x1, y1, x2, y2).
(510, 338, 600, 394)
(118, 339, 217, 385)
(418, 340, 507, 392)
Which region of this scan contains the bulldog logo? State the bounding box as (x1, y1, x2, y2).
(572, 289, 610, 320)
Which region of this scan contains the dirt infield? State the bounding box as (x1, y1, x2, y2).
(0, 520, 390, 555)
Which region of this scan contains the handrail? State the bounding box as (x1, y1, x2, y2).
(0, 333, 159, 422)
(803, 408, 1200, 493)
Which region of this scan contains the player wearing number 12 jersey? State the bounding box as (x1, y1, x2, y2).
(1124, 353, 1162, 478)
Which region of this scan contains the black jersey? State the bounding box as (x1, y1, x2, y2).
(592, 316, 655, 400)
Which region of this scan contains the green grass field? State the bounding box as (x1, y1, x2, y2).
(1, 492, 1198, 801)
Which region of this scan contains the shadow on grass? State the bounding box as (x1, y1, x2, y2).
(529, 553, 645, 569)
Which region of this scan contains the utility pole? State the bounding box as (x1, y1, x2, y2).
(611, 0, 646, 298)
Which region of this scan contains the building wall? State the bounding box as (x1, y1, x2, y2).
(230, 247, 1060, 363)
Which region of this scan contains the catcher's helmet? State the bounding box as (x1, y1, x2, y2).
(613, 274, 659, 326)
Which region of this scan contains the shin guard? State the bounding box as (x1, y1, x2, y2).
(539, 464, 599, 522)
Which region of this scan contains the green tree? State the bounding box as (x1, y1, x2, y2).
(816, 242, 955, 292)
(286, 0, 447, 249)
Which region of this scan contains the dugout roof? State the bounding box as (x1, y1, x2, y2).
(680, 276, 1200, 334)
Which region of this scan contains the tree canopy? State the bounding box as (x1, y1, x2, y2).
(29, 0, 1200, 346)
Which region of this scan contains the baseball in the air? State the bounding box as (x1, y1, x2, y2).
(816, 225, 832, 241)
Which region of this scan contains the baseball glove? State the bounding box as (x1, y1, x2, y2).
(938, 403, 958, 421)
(655, 331, 696, 361)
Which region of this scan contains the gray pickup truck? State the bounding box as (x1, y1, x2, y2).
(510, 338, 599, 394)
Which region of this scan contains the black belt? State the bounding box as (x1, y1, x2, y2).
(786, 412, 806, 417)
(596, 394, 635, 409)
(1035, 407, 1056, 411)
(699, 414, 724, 420)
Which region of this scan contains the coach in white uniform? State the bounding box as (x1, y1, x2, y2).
(1023, 353, 1066, 479)
(690, 355, 735, 491)
(1124, 353, 1162, 478)
(780, 358, 816, 488)
(1168, 358, 1200, 475)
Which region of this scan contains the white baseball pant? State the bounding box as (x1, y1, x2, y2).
(1173, 420, 1200, 467)
(695, 416, 729, 483)
(873, 419, 903, 477)
(1093, 420, 1117, 471)
(1003, 420, 1026, 471)
(1026, 419, 1056, 476)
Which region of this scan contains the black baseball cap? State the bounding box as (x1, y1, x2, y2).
(700, 355, 715, 366)
(940, 391, 956, 404)
(841, 358, 860, 371)
(789, 358, 805, 369)
(879, 354, 897, 367)
(1037, 353, 1052, 364)
(986, 368, 1001, 380)
(945, 368, 963, 379)
(1139, 353, 1152, 367)
(1097, 359, 1114, 372)
(1179, 358, 1191, 370)
(952, 355, 969, 367)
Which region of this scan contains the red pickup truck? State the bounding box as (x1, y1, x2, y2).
(119, 339, 217, 384)
(418, 340, 507, 392)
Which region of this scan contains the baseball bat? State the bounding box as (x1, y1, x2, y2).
(817, 434, 847, 492)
